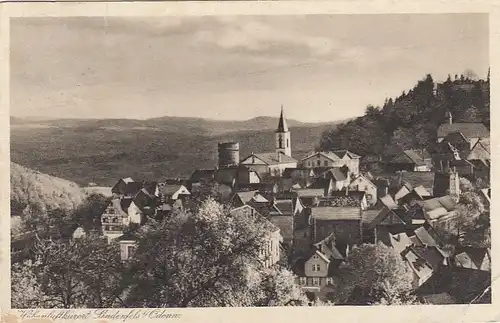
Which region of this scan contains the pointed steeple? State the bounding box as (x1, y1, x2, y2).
(276, 105, 289, 133)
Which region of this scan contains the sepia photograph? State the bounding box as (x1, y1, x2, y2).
(8, 12, 491, 309)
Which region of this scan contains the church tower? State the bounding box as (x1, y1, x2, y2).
(276, 105, 291, 157)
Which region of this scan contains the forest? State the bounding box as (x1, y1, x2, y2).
(319, 71, 490, 161)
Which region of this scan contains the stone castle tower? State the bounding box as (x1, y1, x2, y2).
(276, 105, 292, 157)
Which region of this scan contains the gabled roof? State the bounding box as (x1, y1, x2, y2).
(413, 185, 432, 198)
(437, 123, 489, 138)
(322, 167, 347, 181)
(307, 249, 331, 263)
(399, 172, 436, 195)
(244, 152, 297, 165)
(361, 210, 380, 224)
(419, 195, 457, 222)
(300, 150, 360, 162)
(349, 174, 377, 189)
(402, 247, 434, 281)
(413, 246, 445, 271)
(234, 190, 260, 205)
(122, 177, 134, 183)
(119, 198, 133, 212)
(454, 247, 491, 271)
(421, 195, 457, 213)
(294, 188, 325, 197)
(366, 208, 407, 229)
(467, 138, 490, 160)
(380, 195, 399, 210)
(160, 184, 188, 196)
(142, 181, 159, 196)
(273, 199, 294, 215)
(189, 169, 216, 182)
(389, 232, 412, 255)
(413, 227, 438, 247)
(121, 182, 143, 196)
(310, 206, 361, 221)
(313, 233, 344, 260)
(390, 150, 427, 166)
(301, 151, 341, 162)
(331, 149, 361, 159)
(137, 187, 154, 199)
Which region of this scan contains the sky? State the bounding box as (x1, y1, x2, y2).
(10, 14, 489, 122)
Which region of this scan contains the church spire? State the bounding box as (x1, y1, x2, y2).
(275, 105, 292, 157)
(276, 105, 289, 133)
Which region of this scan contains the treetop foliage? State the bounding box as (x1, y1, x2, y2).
(320, 72, 490, 160)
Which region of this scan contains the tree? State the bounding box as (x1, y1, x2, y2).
(11, 259, 54, 308)
(370, 281, 423, 305)
(16, 234, 126, 308)
(335, 242, 414, 304)
(459, 177, 473, 192)
(124, 198, 309, 307)
(464, 69, 478, 81)
(72, 193, 109, 233)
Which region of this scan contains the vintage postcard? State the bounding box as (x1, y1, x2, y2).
(1, 1, 499, 323)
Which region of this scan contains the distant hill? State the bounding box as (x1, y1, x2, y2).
(10, 115, 343, 136)
(10, 162, 86, 216)
(10, 116, 345, 186)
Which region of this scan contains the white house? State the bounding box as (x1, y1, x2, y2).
(348, 175, 378, 206)
(299, 150, 360, 176)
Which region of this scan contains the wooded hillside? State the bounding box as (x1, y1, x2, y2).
(320, 72, 490, 160)
(10, 162, 86, 215)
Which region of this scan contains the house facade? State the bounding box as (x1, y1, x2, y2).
(436, 121, 489, 149)
(229, 204, 282, 268)
(387, 150, 431, 172)
(240, 152, 297, 178)
(348, 175, 378, 206)
(299, 150, 361, 176)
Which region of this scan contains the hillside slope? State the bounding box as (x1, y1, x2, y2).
(10, 122, 336, 186)
(10, 162, 86, 215)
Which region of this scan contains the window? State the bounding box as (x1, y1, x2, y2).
(287, 139, 289, 148)
(326, 278, 333, 285)
(112, 218, 118, 223)
(108, 208, 115, 214)
(312, 278, 320, 286)
(299, 277, 307, 285)
(312, 264, 321, 272)
(324, 160, 328, 166)
(317, 160, 321, 166)
(127, 245, 136, 258)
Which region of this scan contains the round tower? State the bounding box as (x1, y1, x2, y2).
(218, 142, 240, 168)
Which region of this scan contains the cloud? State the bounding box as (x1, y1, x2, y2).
(195, 20, 338, 57)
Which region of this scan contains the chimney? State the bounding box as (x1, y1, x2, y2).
(345, 186, 349, 196)
(448, 111, 453, 124)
